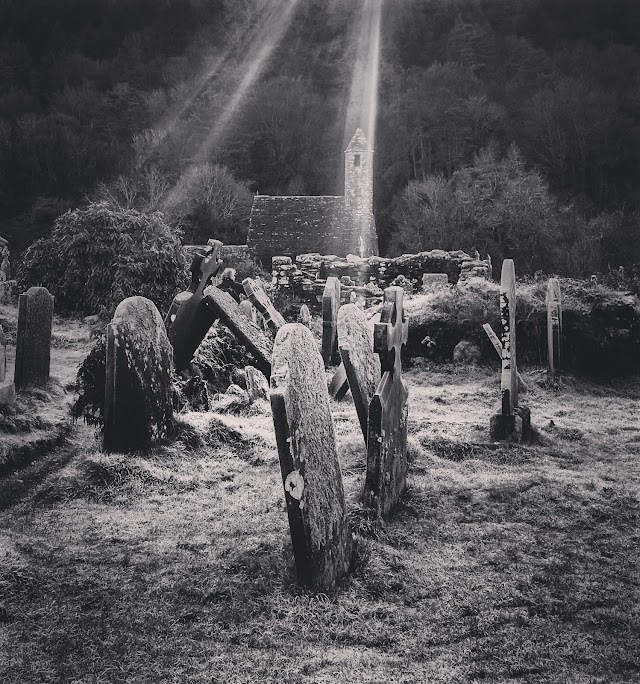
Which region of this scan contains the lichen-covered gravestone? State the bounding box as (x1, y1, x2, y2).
(104, 297, 174, 453)
(14, 286, 54, 390)
(270, 323, 352, 591)
(363, 286, 409, 518)
(546, 278, 562, 380)
(337, 304, 381, 441)
(322, 276, 341, 367)
(242, 278, 285, 332)
(489, 260, 531, 441)
(165, 240, 223, 372)
(0, 324, 15, 405)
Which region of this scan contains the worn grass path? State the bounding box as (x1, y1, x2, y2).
(0, 312, 638, 683)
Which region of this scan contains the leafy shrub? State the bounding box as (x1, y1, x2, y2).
(18, 202, 188, 316)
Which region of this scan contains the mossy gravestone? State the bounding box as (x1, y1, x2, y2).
(14, 286, 53, 390)
(104, 297, 174, 453)
(489, 260, 531, 442)
(337, 304, 381, 442)
(546, 278, 562, 380)
(270, 323, 352, 591)
(363, 287, 409, 518)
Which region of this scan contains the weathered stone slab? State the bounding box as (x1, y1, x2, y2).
(0, 324, 14, 404)
(14, 286, 54, 390)
(104, 296, 174, 453)
(270, 323, 352, 591)
(298, 304, 311, 327)
(337, 304, 381, 441)
(240, 299, 255, 322)
(489, 260, 531, 442)
(203, 287, 272, 379)
(322, 277, 341, 367)
(363, 287, 409, 518)
(546, 278, 562, 379)
(242, 278, 285, 332)
(245, 365, 269, 402)
(0, 324, 5, 383)
(165, 240, 223, 371)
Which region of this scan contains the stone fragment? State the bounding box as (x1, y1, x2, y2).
(453, 340, 481, 364)
(165, 240, 223, 371)
(103, 296, 174, 453)
(322, 277, 341, 367)
(546, 278, 562, 380)
(364, 287, 409, 518)
(270, 323, 352, 591)
(245, 365, 269, 402)
(337, 304, 381, 441)
(14, 286, 54, 390)
(242, 278, 286, 331)
(203, 287, 273, 379)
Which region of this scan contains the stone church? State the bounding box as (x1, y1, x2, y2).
(247, 129, 379, 266)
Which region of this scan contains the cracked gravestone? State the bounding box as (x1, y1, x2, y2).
(363, 286, 409, 518)
(104, 296, 174, 453)
(242, 278, 285, 332)
(489, 260, 531, 441)
(337, 304, 381, 442)
(546, 278, 562, 380)
(165, 240, 223, 372)
(270, 323, 352, 591)
(203, 287, 273, 379)
(322, 277, 341, 367)
(14, 286, 54, 390)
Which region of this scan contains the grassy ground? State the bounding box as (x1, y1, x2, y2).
(0, 311, 639, 683)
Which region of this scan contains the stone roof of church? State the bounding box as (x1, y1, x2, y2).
(345, 128, 373, 153)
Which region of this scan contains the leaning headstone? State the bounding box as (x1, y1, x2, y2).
(242, 278, 285, 332)
(489, 260, 531, 441)
(322, 277, 341, 367)
(298, 304, 311, 327)
(165, 240, 223, 371)
(337, 304, 381, 441)
(203, 287, 273, 379)
(14, 286, 54, 390)
(104, 297, 174, 453)
(363, 287, 409, 518)
(0, 324, 15, 405)
(270, 324, 352, 591)
(546, 278, 562, 380)
(245, 365, 269, 402)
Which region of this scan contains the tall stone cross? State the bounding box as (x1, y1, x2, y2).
(546, 278, 562, 380)
(363, 286, 409, 518)
(242, 278, 286, 332)
(165, 240, 223, 371)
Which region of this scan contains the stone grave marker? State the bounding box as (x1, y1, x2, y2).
(203, 287, 273, 379)
(165, 240, 223, 371)
(482, 323, 527, 392)
(298, 304, 311, 327)
(104, 296, 174, 453)
(240, 299, 255, 322)
(422, 274, 448, 291)
(14, 286, 54, 390)
(322, 276, 341, 367)
(270, 323, 352, 590)
(0, 324, 15, 405)
(489, 260, 531, 441)
(363, 286, 409, 518)
(245, 365, 269, 402)
(546, 278, 562, 380)
(242, 278, 286, 332)
(337, 304, 381, 441)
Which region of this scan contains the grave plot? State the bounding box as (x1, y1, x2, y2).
(270, 323, 352, 591)
(363, 286, 410, 518)
(103, 296, 174, 453)
(489, 259, 531, 442)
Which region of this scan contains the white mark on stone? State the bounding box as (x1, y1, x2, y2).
(284, 470, 304, 500)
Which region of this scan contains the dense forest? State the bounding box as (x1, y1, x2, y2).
(1, 0, 640, 275)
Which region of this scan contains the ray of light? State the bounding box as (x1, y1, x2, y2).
(163, 0, 301, 209)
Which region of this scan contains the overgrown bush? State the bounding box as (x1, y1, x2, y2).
(18, 202, 188, 316)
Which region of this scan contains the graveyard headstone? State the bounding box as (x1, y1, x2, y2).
(242, 278, 286, 332)
(104, 296, 174, 453)
(322, 277, 341, 367)
(363, 287, 409, 518)
(298, 304, 311, 327)
(270, 323, 352, 591)
(240, 299, 255, 322)
(0, 324, 14, 405)
(546, 278, 562, 380)
(245, 366, 269, 402)
(337, 304, 381, 441)
(489, 260, 531, 441)
(14, 286, 54, 390)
